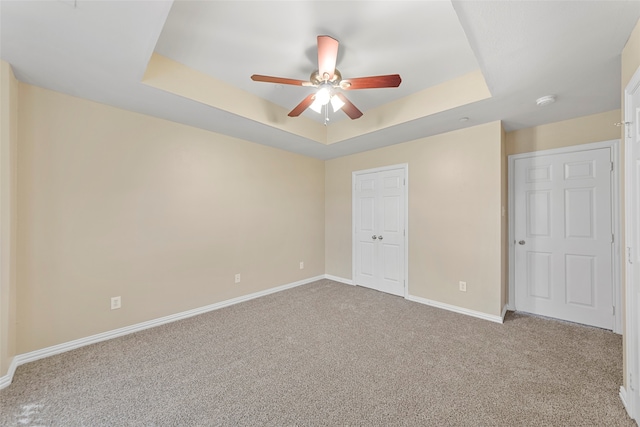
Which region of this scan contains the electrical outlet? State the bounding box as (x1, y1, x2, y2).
(459, 281, 467, 292)
(235, 273, 241, 284)
(111, 296, 121, 310)
(299, 261, 304, 269)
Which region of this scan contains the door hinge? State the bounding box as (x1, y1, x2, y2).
(610, 161, 614, 172)
(612, 233, 615, 244)
(403, 229, 406, 236)
(403, 178, 406, 186)
(612, 305, 615, 316)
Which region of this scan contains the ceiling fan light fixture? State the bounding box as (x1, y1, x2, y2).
(315, 86, 331, 105)
(309, 98, 323, 114)
(330, 94, 345, 112)
(309, 85, 334, 114)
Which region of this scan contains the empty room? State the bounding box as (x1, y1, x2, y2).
(2, 0, 640, 425)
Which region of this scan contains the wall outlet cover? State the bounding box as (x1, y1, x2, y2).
(110, 296, 121, 310)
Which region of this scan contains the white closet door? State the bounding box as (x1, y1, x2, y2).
(354, 172, 378, 290)
(354, 167, 406, 297)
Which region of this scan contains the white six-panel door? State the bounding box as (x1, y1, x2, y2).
(354, 167, 406, 297)
(514, 148, 613, 329)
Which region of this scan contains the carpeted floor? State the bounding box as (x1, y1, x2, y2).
(0, 279, 634, 426)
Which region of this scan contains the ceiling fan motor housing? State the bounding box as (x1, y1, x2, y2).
(310, 69, 342, 86)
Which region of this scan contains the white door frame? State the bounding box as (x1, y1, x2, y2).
(622, 65, 640, 421)
(352, 163, 409, 297)
(508, 140, 622, 333)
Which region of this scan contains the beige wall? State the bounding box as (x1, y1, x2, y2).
(506, 110, 622, 156)
(622, 19, 640, 91)
(326, 122, 504, 317)
(16, 84, 325, 354)
(0, 61, 18, 376)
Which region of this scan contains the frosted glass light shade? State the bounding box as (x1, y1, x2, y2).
(315, 87, 331, 105)
(309, 99, 323, 113)
(330, 94, 344, 112)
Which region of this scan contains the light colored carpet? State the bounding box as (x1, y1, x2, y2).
(0, 279, 634, 426)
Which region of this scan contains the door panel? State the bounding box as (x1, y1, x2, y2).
(358, 241, 375, 277)
(515, 148, 613, 329)
(565, 254, 595, 307)
(565, 160, 594, 180)
(359, 197, 375, 232)
(527, 251, 552, 299)
(354, 167, 405, 297)
(527, 164, 552, 182)
(382, 243, 400, 280)
(383, 196, 401, 232)
(565, 188, 593, 238)
(527, 190, 551, 236)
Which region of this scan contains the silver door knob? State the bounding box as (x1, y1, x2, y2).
(372, 235, 378, 240)
(518, 240, 525, 245)
(378, 235, 383, 240)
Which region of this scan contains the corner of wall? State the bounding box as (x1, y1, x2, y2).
(500, 122, 508, 311)
(0, 60, 19, 378)
(622, 18, 640, 89)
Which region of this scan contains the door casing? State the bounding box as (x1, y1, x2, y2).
(622, 64, 640, 421)
(508, 140, 622, 333)
(352, 163, 409, 297)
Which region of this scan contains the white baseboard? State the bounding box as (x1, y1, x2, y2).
(620, 386, 635, 420)
(406, 294, 505, 324)
(0, 275, 324, 390)
(620, 386, 629, 411)
(501, 304, 509, 320)
(324, 274, 353, 285)
(0, 356, 18, 389)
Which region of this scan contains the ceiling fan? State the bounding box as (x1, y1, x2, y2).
(251, 35, 402, 121)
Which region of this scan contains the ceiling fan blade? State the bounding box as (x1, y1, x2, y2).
(288, 93, 316, 117)
(251, 75, 311, 86)
(317, 35, 339, 80)
(341, 74, 402, 90)
(335, 93, 363, 120)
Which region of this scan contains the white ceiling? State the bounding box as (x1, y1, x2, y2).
(1, 0, 639, 160)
